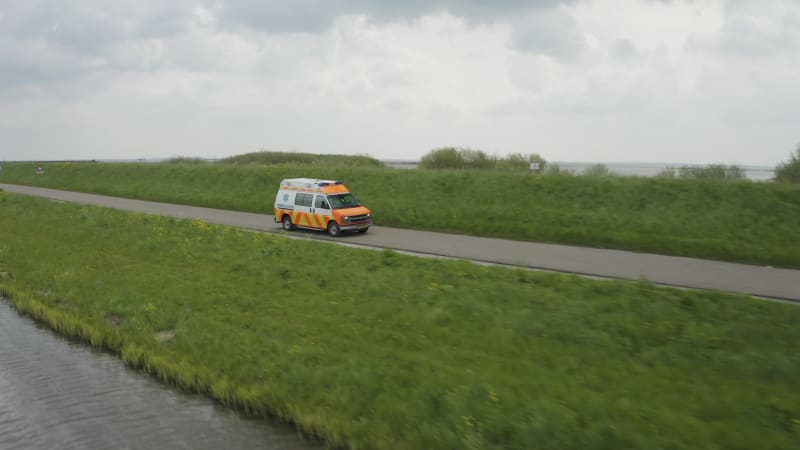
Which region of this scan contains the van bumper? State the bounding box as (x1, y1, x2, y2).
(339, 220, 372, 231)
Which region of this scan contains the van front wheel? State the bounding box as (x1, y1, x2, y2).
(327, 221, 341, 237)
(282, 215, 295, 231)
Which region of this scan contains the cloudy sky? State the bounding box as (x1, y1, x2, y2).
(1, 0, 799, 165)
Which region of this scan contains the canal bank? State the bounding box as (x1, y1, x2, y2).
(0, 299, 320, 450)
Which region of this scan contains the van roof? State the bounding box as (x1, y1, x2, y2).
(279, 178, 349, 194)
(280, 178, 343, 188)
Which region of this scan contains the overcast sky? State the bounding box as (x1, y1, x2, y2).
(1, 0, 799, 165)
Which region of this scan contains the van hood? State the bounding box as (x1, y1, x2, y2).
(333, 206, 370, 216)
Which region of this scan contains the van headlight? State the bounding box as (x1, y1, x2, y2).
(343, 216, 350, 223)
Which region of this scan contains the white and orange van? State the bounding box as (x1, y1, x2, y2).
(274, 178, 372, 236)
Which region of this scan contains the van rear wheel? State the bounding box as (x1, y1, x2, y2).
(327, 221, 341, 237)
(282, 215, 295, 231)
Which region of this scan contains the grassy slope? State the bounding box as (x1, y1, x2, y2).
(218, 150, 384, 167)
(2, 162, 800, 268)
(1, 192, 799, 449)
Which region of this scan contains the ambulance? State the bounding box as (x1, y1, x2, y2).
(274, 178, 372, 236)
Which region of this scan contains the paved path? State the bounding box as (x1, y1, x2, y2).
(3, 183, 798, 301)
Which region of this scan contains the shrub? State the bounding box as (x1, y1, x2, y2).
(528, 153, 548, 172)
(543, 163, 574, 176)
(656, 164, 746, 181)
(461, 149, 495, 170)
(774, 146, 800, 183)
(495, 153, 528, 171)
(419, 147, 466, 169)
(582, 163, 614, 177)
(419, 148, 548, 171)
(656, 167, 677, 178)
(677, 164, 746, 180)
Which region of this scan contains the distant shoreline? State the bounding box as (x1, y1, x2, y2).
(381, 160, 775, 180)
(2, 158, 777, 180)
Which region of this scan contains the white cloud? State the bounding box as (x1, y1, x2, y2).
(1, 0, 799, 165)
(510, 7, 586, 61)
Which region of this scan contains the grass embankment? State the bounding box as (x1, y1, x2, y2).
(2, 162, 800, 268)
(218, 150, 384, 167)
(1, 192, 799, 449)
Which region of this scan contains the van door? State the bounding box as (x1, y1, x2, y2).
(313, 194, 333, 230)
(292, 192, 315, 228)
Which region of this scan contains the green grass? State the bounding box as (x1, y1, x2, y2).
(2, 161, 800, 268)
(1, 192, 799, 449)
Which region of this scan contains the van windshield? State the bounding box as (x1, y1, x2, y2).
(327, 193, 361, 209)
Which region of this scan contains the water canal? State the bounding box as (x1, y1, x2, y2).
(0, 301, 320, 450)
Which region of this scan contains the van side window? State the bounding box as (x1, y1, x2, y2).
(314, 195, 329, 209)
(294, 193, 312, 207)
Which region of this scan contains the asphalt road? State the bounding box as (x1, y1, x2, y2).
(3, 183, 799, 301)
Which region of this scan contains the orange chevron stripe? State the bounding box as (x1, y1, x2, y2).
(284, 211, 332, 228)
